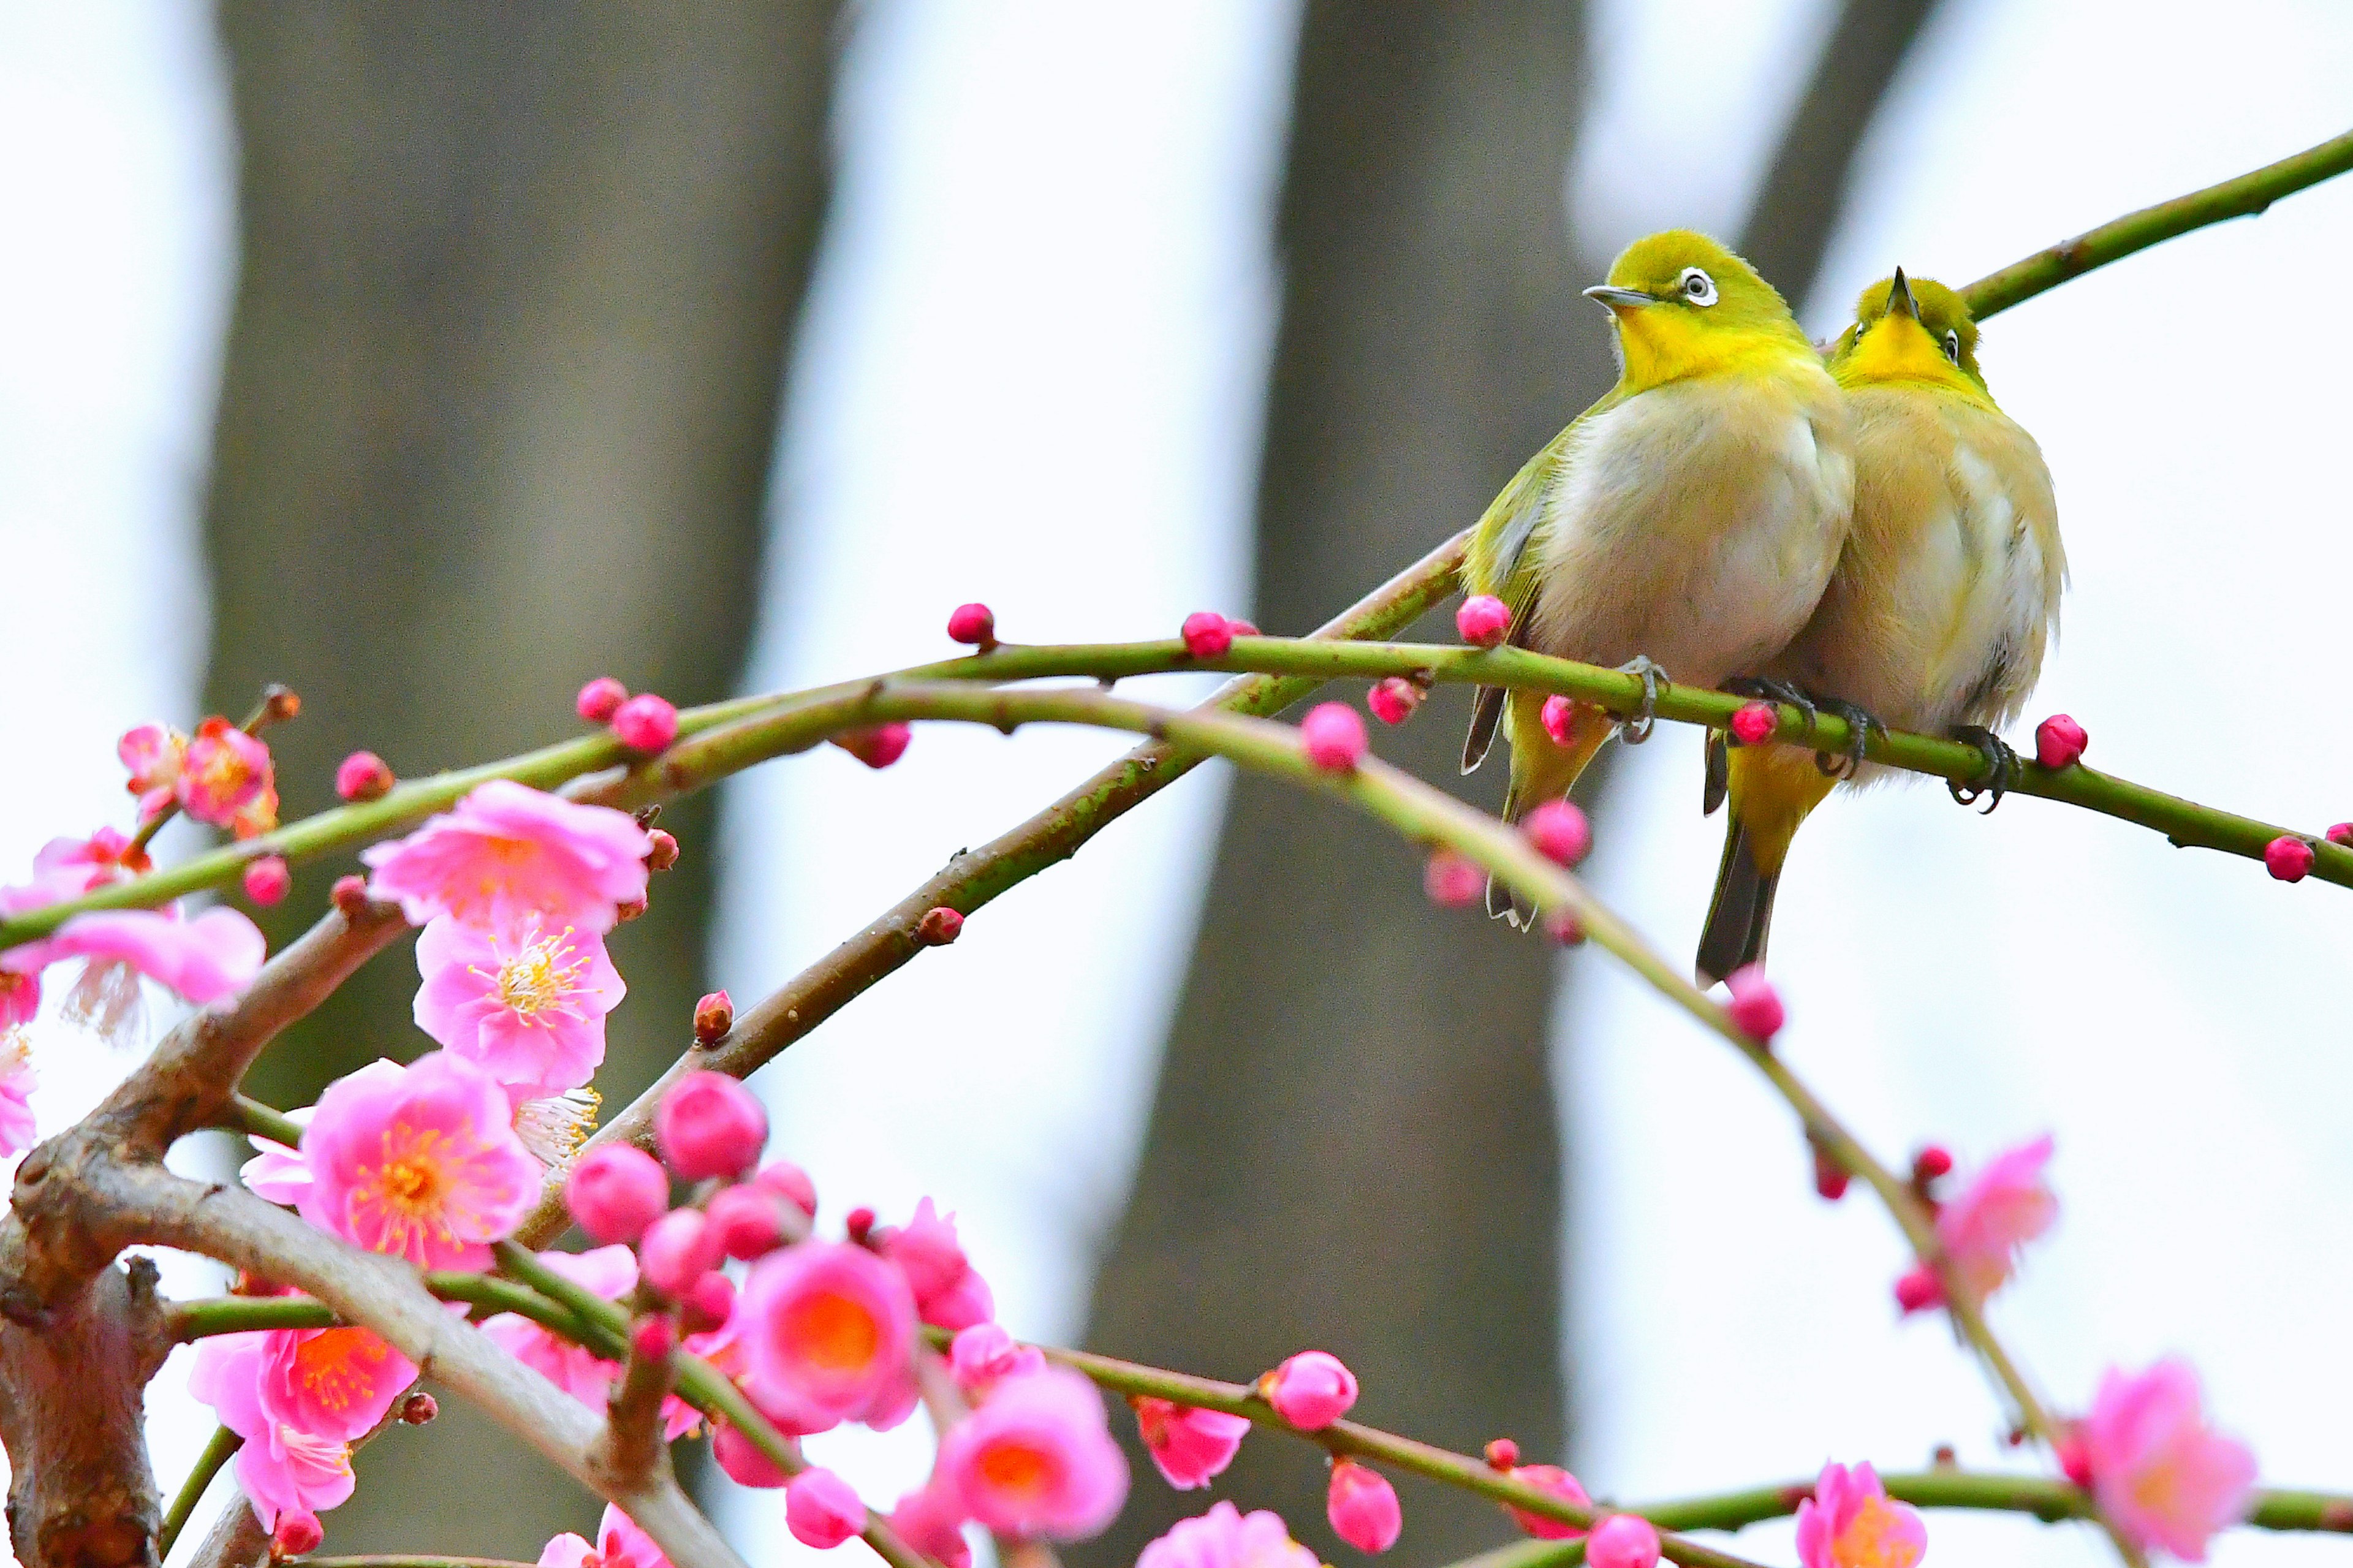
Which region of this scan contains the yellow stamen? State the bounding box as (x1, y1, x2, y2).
(292, 1328, 395, 1417)
(786, 1292, 881, 1371)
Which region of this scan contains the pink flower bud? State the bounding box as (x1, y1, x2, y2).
(834, 723, 912, 770)
(1483, 1438, 1520, 1471)
(612, 694, 680, 754)
(1366, 678, 1423, 726)
(1912, 1145, 1953, 1182)
(639, 1206, 720, 1298)
(682, 1270, 737, 1333)
(1227, 619, 1260, 637)
(335, 749, 395, 802)
(1132, 1397, 1251, 1490)
(947, 603, 997, 647)
(631, 1312, 678, 1362)
(273, 1510, 324, 1557)
(1504, 1465, 1591, 1540)
(646, 828, 680, 871)
(2266, 835, 2315, 882)
(1893, 1265, 1944, 1314)
(1587, 1515, 1661, 1568)
(1544, 910, 1585, 947)
(708, 1184, 787, 1260)
(1456, 594, 1510, 648)
(713, 1420, 790, 1488)
(2328, 822, 2353, 847)
(565, 1143, 670, 1244)
(400, 1391, 438, 1425)
(1521, 800, 1591, 867)
(331, 874, 370, 916)
(756, 1159, 818, 1219)
(577, 677, 629, 723)
(2057, 1429, 2093, 1489)
(917, 906, 964, 945)
(2036, 713, 2088, 770)
(1423, 850, 1485, 907)
(1723, 964, 1784, 1042)
(1181, 612, 1235, 659)
(1327, 1460, 1402, 1553)
(1262, 1349, 1357, 1429)
(787, 1466, 869, 1550)
(694, 989, 734, 1045)
(1730, 702, 1776, 746)
(844, 1205, 877, 1245)
(1813, 1145, 1849, 1202)
(1302, 703, 1368, 772)
(243, 856, 292, 906)
(1540, 695, 1573, 746)
(656, 1070, 768, 1181)
(950, 1322, 1045, 1393)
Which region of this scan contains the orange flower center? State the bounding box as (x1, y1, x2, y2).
(1832, 1496, 1921, 1568)
(294, 1328, 395, 1417)
(784, 1291, 879, 1371)
(977, 1441, 1059, 1499)
(356, 1121, 471, 1253)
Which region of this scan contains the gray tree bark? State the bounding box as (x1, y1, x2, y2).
(1079, 2, 1943, 1563)
(199, 2, 838, 1553)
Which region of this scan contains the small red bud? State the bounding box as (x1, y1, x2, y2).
(334, 749, 395, 802)
(916, 906, 964, 945)
(1456, 594, 1510, 648)
(1893, 1267, 1943, 1315)
(1730, 702, 1776, 746)
(2328, 822, 2353, 848)
(259, 684, 302, 725)
(1423, 850, 1484, 908)
(1521, 800, 1592, 867)
(2266, 835, 2316, 883)
(612, 692, 680, 754)
(1483, 1438, 1520, 1471)
(834, 722, 911, 770)
(845, 1206, 877, 1245)
(2034, 713, 2087, 770)
(1540, 694, 1574, 746)
(645, 828, 680, 872)
(1181, 612, 1235, 660)
(615, 896, 648, 923)
(271, 1510, 324, 1559)
(1301, 702, 1368, 771)
(694, 989, 735, 1045)
(1812, 1143, 1850, 1201)
(1931, 1444, 1957, 1469)
(1912, 1145, 1953, 1183)
(243, 856, 292, 906)
(1367, 677, 1424, 726)
(1723, 964, 1784, 1042)
(400, 1391, 439, 1425)
(947, 602, 997, 647)
(631, 1312, 678, 1362)
(330, 874, 370, 917)
(577, 676, 629, 723)
(1544, 909, 1586, 946)
(2057, 1430, 2093, 1488)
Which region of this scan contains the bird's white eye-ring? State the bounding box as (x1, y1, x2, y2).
(1941, 328, 1961, 365)
(1678, 267, 1718, 306)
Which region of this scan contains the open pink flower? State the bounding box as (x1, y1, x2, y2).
(1795, 1462, 1925, 1568)
(297, 1051, 540, 1268)
(414, 913, 623, 1097)
(189, 1334, 358, 1531)
(179, 717, 275, 828)
(1895, 1134, 2056, 1312)
(362, 779, 651, 933)
(483, 1245, 699, 1439)
(119, 723, 187, 813)
(949, 1322, 1045, 1396)
(889, 1478, 973, 1568)
(0, 1028, 37, 1159)
(1134, 1397, 1250, 1490)
(739, 1240, 919, 1435)
(879, 1197, 995, 1330)
(256, 1325, 419, 1441)
(2078, 1360, 2254, 1560)
(938, 1366, 1129, 1541)
(2, 906, 265, 1005)
(1139, 1502, 1319, 1568)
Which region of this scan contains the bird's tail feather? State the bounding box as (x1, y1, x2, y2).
(1488, 693, 1613, 926)
(1696, 819, 1777, 985)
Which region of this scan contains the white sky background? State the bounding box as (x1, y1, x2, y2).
(3, 3, 2351, 1568)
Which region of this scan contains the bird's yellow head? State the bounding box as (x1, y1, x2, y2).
(1830, 271, 1993, 402)
(1585, 230, 1810, 389)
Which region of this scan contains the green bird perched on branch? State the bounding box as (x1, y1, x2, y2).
(1461, 229, 1854, 922)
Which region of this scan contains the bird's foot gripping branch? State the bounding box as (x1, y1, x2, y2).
(2, 128, 2352, 1568)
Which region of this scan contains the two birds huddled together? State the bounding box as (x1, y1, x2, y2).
(1459, 231, 2064, 985)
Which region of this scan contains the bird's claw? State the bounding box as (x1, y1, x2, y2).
(1724, 675, 1817, 725)
(1812, 699, 1887, 779)
(1947, 724, 2017, 813)
(1615, 656, 1670, 744)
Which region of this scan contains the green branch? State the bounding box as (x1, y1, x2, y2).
(1964, 126, 2353, 319)
(158, 1422, 244, 1559)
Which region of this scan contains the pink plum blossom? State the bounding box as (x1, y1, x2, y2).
(1138, 1502, 1319, 1568)
(1794, 1462, 1925, 1568)
(1134, 1397, 1250, 1490)
(2077, 1360, 2255, 1561)
(179, 718, 275, 828)
(1503, 1464, 1590, 1540)
(949, 1322, 1045, 1395)
(538, 1534, 596, 1568)
(118, 723, 186, 813)
(0, 1028, 36, 1159)
(888, 1479, 974, 1568)
(1327, 1459, 1403, 1553)
(189, 1333, 358, 1531)
(598, 1505, 673, 1568)
(361, 779, 652, 933)
(413, 913, 624, 1097)
(1262, 1350, 1357, 1430)
(1587, 1515, 1662, 1568)
(256, 1325, 419, 1440)
(786, 1466, 868, 1549)
(2, 906, 265, 1007)
(654, 1070, 767, 1181)
(1894, 1134, 2056, 1312)
(297, 1051, 541, 1268)
(740, 1240, 920, 1435)
(565, 1143, 670, 1243)
(879, 1198, 995, 1330)
(937, 1366, 1129, 1541)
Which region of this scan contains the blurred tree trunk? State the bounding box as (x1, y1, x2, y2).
(200, 2, 838, 1554)
(1079, 2, 1939, 1563)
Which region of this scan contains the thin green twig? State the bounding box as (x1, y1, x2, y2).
(158, 1422, 244, 1559)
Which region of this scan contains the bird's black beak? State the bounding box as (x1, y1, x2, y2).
(1885, 268, 1919, 322)
(1583, 284, 1654, 312)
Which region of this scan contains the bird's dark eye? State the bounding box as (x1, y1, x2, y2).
(1942, 329, 1961, 365)
(1678, 267, 1718, 306)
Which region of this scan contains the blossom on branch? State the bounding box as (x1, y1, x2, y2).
(1501, 1464, 1590, 1540)
(0, 1028, 36, 1159)
(877, 1197, 994, 1330)
(413, 912, 624, 1098)
(1894, 1134, 2056, 1312)
(361, 779, 651, 933)
(482, 1244, 699, 1439)
(1133, 1396, 1251, 1490)
(1138, 1502, 1319, 1568)
(949, 1322, 1044, 1396)
(887, 1478, 974, 1568)
(937, 1366, 1129, 1540)
(1794, 1461, 1925, 1568)
(295, 1051, 540, 1268)
(189, 1333, 362, 1531)
(739, 1238, 920, 1434)
(2072, 1359, 2255, 1561)
(1327, 1459, 1402, 1553)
